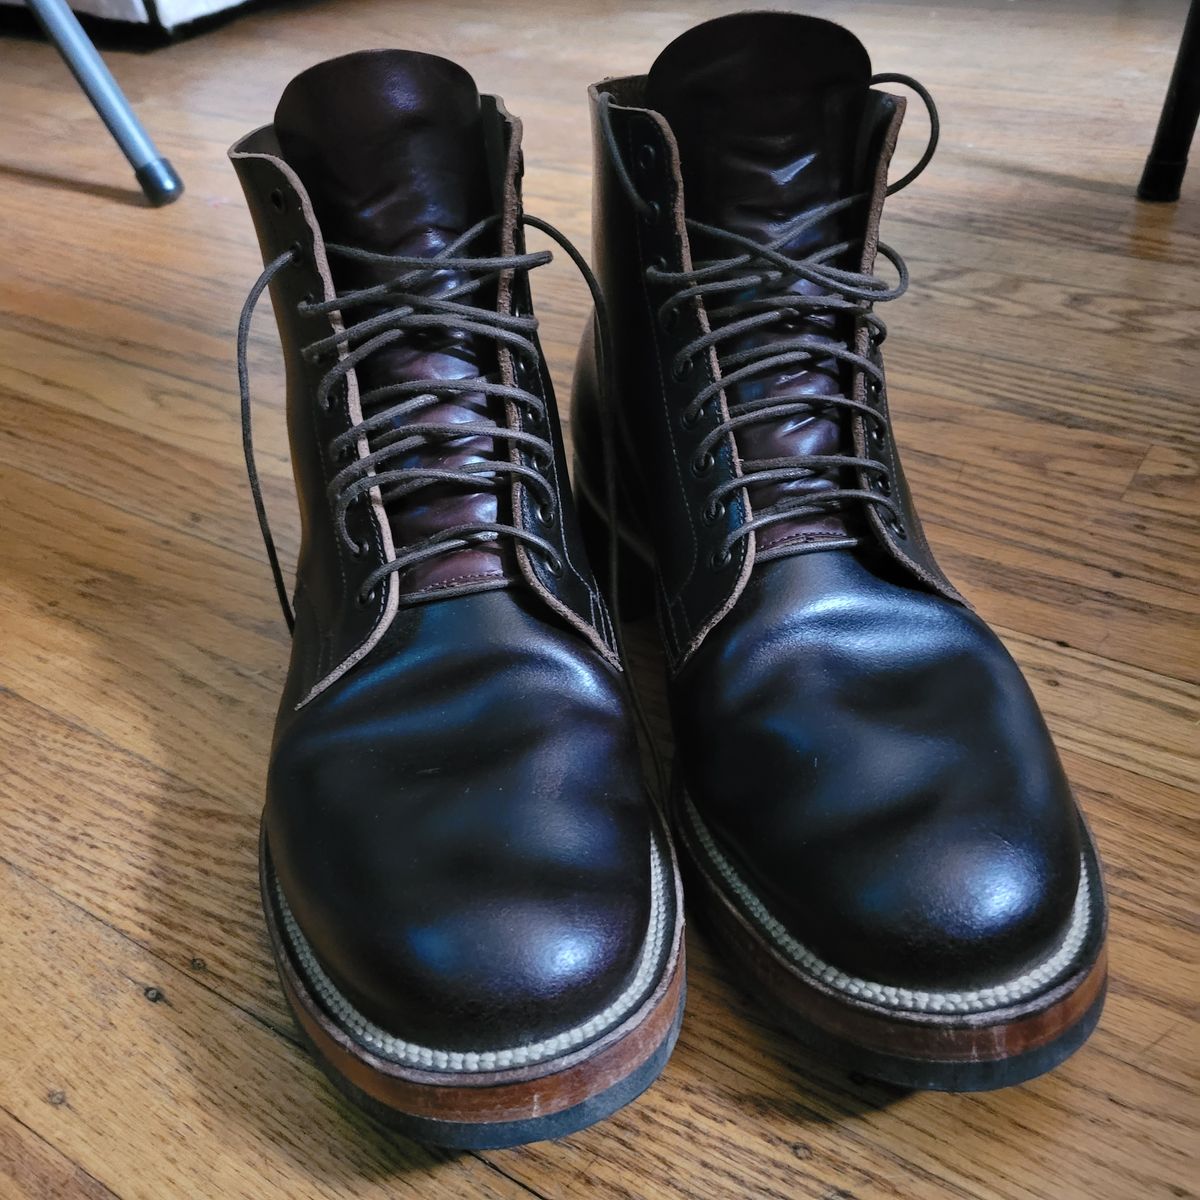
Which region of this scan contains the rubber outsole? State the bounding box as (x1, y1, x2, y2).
(260, 827, 686, 1147)
(676, 791, 1108, 1093)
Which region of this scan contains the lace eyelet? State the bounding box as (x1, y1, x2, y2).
(642, 200, 661, 224)
(691, 451, 714, 476)
(532, 449, 553, 472)
(543, 555, 564, 578)
(887, 517, 908, 540)
(637, 143, 657, 173)
(536, 501, 556, 528)
(351, 539, 369, 559)
(672, 356, 695, 382)
(709, 548, 732, 571)
(660, 307, 680, 333)
(680, 407, 700, 430)
(702, 499, 726, 526)
(270, 189, 287, 212)
(356, 587, 378, 607)
(646, 254, 669, 278)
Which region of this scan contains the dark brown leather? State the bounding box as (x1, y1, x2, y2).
(573, 13, 1102, 996)
(573, 21, 958, 668)
(576, 80, 754, 663)
(645, 15, 873, 552)
(231, 52, 668, 1053)
(232, 136, 388, 699)
(274, 51, 508, 595)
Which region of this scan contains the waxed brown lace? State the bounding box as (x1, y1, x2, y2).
(597, 74, 939, 565)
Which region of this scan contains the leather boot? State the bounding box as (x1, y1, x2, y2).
(230, 50, 683, 1147)
(572, 12, 1106, 1090)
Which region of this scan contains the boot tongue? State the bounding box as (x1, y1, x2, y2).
(273, 50, 510, 591)
(646, 14, 877, 553)
(645, 13, 872, 252)
(274, 48, 492, 274)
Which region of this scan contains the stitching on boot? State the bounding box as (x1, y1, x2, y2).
(276, 838, 670, 1071)
(682, 793, 1092, 1014)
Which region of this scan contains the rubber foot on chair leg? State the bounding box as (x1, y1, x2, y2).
(135, 157, 184, 206)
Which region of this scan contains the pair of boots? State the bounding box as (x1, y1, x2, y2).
(232, 12, 1107, 1150)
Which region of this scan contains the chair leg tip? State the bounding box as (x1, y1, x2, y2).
(1137, 157, 1186, 203)
(135, 157, 184, 206)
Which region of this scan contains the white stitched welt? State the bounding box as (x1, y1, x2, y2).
(682, 794, 1092, 1014)
(276, 838, 670, 1071)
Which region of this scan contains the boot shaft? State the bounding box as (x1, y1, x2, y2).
(232, 52, 617, 707)
(574, 13, 958, 668)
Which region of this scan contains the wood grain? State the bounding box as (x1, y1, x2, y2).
(0, 0, 1196, 1197)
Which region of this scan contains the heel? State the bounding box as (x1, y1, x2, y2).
(575, 471, 657, 622)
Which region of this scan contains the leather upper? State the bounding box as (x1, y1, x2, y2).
(574, 13, 1095, 994)
(646, 15, 874, 552)
(232, 51, 658, 1052)
(267, 587, 653, 1048)
(673, 551, 1082, 989)
(274, 52, 507, 596)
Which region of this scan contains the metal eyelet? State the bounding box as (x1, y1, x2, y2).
(536, 501, 556, 528)
(709, 548, 732, 571)
(702, 499, 726, 526)
(637, 142, 657, 173)
(643, 200, 661, 224)
(691, 451, 714, 476)
(660, 307, 680, 333)
(672, 356, 695, 382)
(887, 517, 908, 540)
(356, 587, 378, 607)
(543, 555, 564, 578)
(269, 188, 287, 212)
(350, 539, 369, 559)
(680, 408, 700, 430)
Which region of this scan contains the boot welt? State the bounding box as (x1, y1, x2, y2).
(673, 783, 1107, 1092)
(259, 824, 686, 1147)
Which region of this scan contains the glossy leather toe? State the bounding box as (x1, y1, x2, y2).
(267, 590, 652, 1052)
(674, 551, 1082, 991)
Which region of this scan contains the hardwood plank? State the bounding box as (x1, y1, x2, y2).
(0, 0, 1195, 1196)
(0, 1108, 121, 1200)
(0, 861, 537, 1200)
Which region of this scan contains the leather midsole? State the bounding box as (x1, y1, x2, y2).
(260, 824, 686, 1119)
(676, 783, 1107, 1061)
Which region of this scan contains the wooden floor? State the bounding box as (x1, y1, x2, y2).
(1, 1, 1197, 1197)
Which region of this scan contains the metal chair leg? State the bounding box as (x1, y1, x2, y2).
(1138, 0, 1199, 203)
(26, 0, 183, 206)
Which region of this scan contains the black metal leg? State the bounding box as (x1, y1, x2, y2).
(1138, 0, 1199, 202)
(26, 0, 183, 206)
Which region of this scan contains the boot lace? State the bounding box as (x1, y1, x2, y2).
(238, 214, 598, 630)
(598, 74, 938, 566)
